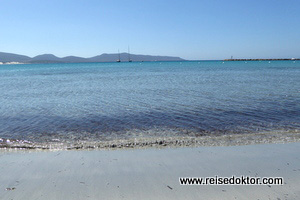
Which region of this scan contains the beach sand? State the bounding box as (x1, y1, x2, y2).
(0, 142, 300, 200)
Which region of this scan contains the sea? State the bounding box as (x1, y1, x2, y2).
(0, 61, 299, 149)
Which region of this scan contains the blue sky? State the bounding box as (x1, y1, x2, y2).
(0, 0, 299, 60)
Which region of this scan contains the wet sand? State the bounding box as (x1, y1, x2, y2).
(0, 142, 300, 200)
(2, 130, 300, 150)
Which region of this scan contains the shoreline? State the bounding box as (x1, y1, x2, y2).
(1, 130, 300, 151)
(1, 142, 299, 199)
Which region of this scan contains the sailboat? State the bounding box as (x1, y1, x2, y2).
(116, 49, 121, 62)
(128, 46, 132, 62)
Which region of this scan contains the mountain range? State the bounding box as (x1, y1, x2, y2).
(0, 52, 184, 63)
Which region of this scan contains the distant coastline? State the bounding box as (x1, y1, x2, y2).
(0, 61, 24, 65)
(224, 58, 299, 61)
(0, 52, 184, 64)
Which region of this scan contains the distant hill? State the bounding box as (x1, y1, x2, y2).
(0, 52, 31, 62)
(0, 52, 184, 63)
(31, 54, 61, 61)
(61, 56, 87, 63)
(87, 53, 184, 62)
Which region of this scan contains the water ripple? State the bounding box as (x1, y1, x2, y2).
(0, 61, 299, 145)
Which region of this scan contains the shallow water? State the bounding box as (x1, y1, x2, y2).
(0, 61, 299, 148)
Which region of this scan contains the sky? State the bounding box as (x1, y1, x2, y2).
(0, 0, 300, 60)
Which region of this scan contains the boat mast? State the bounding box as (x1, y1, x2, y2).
(117, 49, 121, 62)
(128, 46, 132, 62)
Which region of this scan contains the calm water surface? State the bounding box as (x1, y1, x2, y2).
(0, 61, 299, 145)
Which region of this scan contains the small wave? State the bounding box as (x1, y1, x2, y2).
(1, 130, 300, 151)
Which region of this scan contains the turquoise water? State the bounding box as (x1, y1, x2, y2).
(0, 61, 299, 146)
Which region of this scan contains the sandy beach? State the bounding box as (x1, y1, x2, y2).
(1, 142, 299, 200)
(1, 0, 300, 199)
